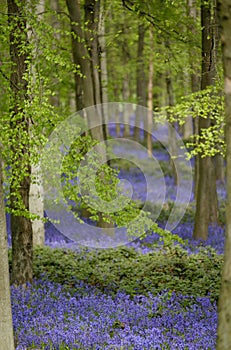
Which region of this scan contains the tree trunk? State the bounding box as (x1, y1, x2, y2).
(8, 0, 33, 285)
(183, 113, 193, 140)
(121, 19, 131, 138)
(28, 0, 45, 247)
(66, 0, 114, 232)
(193, 0, 218, 240)
(134, 23, 146, 142)
(185, 0, 199, 140)
(85, 0, 114, 229)
(29, 164, 44, 246)
(212, 1, 225, 184)
(65, 0, 104, 134)
(214, 154, 225, 183)
(188, 0, 200, 199)
(122, 74, 131, 137)
(193, 156, 213, 240)
(50, 0, 61, 108)
(84, 0, 101, 106)
(217, 1, 231, 348)
(84, 0, 109, 142)
(0, 153, 14, 350)
(66, 0, 84, 111)
(99, 0, 109, 135)
(166, 65, 178, 185)
(147, 27, 154, 157)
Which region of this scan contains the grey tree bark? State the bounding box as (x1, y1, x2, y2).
(147, 27, 154, 157)
(99, 0, 109, 134)
(50, 0, 61, 108)
(28, 0, 45, 247)
(29, 164, 44, 247)
(66, 0, 114, 232)
(65, 0, 104, 139)
(8, 0, 33, 285)
(121, 18, 131, 138)
(165, 38, 178, 186)
(216, 1, 231, 348)
(185, 0, 199, 143)
(134, 23, 146, 142)
(188, 0, 200, 200)
(193, 0, 219, 240)
(0, 153, 14, 350)
(166, 71, 178, 186)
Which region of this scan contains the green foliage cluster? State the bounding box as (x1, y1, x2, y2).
(158, 85, 225, 158)
(59, 134, 179, 241)
(0, 0, 76, 217)
(122, 0, 200, 44)
(9, 245, 223, 303)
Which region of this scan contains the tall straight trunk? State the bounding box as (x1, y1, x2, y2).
(29, 164, 44, 246)
(65, 0, 105, 149)
(121, 19, 131, 138)
(193, 157, 214, 239)
(147, 27, 154, 157)
(66, 0, 114, 232)
(99, 0, 109, 134)
(182, 68, 193, 139)
(153, 71, 165, 108)
(8, 0, 33, 285)
(193, 0, 218, 240)
(28, 0, 45, 247)
(165, 40, 178, 185)
(84, 0, 108, 142)
(67, 0, 84, 111)
(213, 0, 225, 184)
(188, 0, 200, 199)
(183, 111, 193, 140)
(50, 0, 61, 108)
(65, 0, 103, 135)
(134, 23, 146, 142)
(217, 2, 231, 348)
(166, 72, 178, 186)
(0, 153, 14, 350)
(122, 74, 131, 137)
(84, 0, 101, 106)
(84, 0, 114, 228)
(214, 154, 225, 183)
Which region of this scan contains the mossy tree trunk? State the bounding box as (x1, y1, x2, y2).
(8, 0, 33, 285)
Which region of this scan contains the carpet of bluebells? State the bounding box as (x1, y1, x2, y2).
(10, 135, 225, 350)
(12, 280, 217, 350)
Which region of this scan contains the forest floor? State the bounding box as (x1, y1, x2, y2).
(10, 139, 225, 350)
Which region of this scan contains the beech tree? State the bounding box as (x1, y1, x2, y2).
(7, 0, 33, 285)
(187, 0, 200, 197)
(217, 1, 231, 348)
(193, 0, 219, 240)
(65, 0, 104, 122)
(65, 0, 115, 229)
(134, 23, 147, 142)
(1, 0, 73, 284)
(0, 152, 14, 350)
(147, 27, 154, 157)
